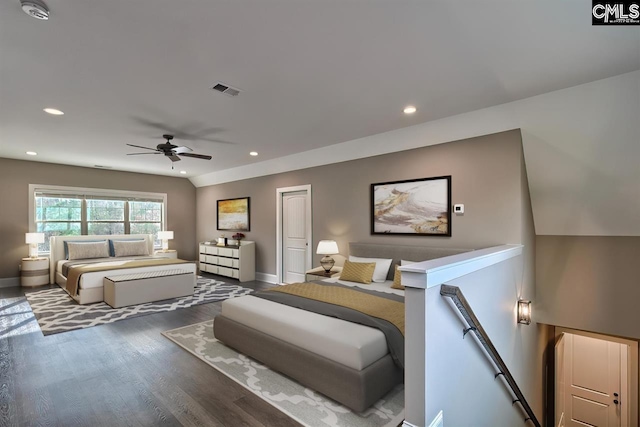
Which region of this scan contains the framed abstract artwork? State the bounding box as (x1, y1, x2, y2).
(371, 176, 451, 236)
(217, 197, 250, 231)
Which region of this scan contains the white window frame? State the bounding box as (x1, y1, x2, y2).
(29, 184, 168, 252)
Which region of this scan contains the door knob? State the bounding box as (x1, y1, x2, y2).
(614, 399, 619, 405)
(614, 393, 619, 397)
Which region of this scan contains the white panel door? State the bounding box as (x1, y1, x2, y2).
(565, 334, 626, 427)
(282, 191, 308, 283)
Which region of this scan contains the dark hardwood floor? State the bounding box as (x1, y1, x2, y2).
(0, 274, 302, 427)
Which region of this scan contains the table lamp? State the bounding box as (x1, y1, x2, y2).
(316, 240, 339, 273)
(157, 231, 174, 251)
(25, 232, 45, 258)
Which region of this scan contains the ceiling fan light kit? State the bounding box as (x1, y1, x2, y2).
(126, 134, 212, 168)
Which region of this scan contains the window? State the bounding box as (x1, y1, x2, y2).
(31, 185, 166, 252)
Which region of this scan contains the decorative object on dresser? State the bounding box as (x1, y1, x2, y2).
(157, 230, 174, 251)
(231, 232, 245, 244)
(371, 175, 452, 236)
(21, 257, 49, 287)
(25, 232, 45, 258)
(305, 266, 342, 281)
(217, 197, 250, 231)
(163, 319, 405, 427)
(316, 239, 339, 272)
(25, 276, 252, 335)
(199, 241, 255, 282)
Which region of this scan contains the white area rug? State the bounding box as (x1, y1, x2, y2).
(163, 319, 405, 427)
(25, 277, 252, 335)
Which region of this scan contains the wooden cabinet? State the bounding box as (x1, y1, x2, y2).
(198, 241, 255, 282)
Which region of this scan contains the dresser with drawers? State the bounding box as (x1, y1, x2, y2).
(198, 241, 255, 282)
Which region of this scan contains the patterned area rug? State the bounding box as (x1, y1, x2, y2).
(25, 277, 252, 335)
(163, 320, 404, 427)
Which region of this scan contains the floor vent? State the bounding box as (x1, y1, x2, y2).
(211, 82, 241, 97)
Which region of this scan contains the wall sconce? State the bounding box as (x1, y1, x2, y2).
(157, 231, 174, 252)
(316, 240, 339, 273)
(517, 299, 532, 325)
(25, 232, 45, 259)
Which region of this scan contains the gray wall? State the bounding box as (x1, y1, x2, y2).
(0, 158, 197, 279)
(536, 236, 640, 339)
(197, 129, 530, 275)
(197, 128, 548, 418)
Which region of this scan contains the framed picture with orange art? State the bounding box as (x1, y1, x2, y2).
(217, 197, 250, 231)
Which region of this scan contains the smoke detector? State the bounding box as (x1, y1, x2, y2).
(21, 0, 49, 20)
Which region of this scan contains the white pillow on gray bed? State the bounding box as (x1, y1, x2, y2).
(112, 240, 150, 257)
(67, 241, 110, 260)
(348, 256, 393, 283)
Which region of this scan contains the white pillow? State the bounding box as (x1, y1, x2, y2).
(348, 256, 393, 283)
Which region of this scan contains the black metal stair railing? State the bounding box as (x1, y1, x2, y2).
(440, 284, 541, 427)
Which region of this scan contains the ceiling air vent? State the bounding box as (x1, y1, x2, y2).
(211, 82, 241, 97)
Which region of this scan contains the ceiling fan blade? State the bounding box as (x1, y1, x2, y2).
(168, 155, 181, 162)
(173, 146, 193, 154)
(126, 144, 157, 151)
(180, 152, 212, 160)
(127, 152, 162, 155)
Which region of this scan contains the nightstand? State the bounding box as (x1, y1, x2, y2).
(21, 257, 50, 287)
(305, 266, 343, 281)
(154, 250, 178, 259)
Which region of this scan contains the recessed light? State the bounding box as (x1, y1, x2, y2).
(43, 108, 64, 115)
(179, 170, 187, 175)
(403, 106, 417, 114)
(26, 151, 37, 156)
(249, 151, 258, 156)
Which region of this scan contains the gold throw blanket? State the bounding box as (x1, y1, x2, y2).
(268, 282, 405, 335)
(66, 258, 191, 296)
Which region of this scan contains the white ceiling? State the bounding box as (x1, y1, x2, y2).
(1, 0, 638, 178)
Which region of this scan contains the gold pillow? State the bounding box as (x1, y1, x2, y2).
(392, 265, 405, 290)
(339, 260, 376, 284)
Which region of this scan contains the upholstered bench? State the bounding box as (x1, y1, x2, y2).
(103, 269, 195, 308)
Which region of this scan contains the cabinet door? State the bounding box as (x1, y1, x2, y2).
(199, 254, 206, 262)
(218, 248, 233, 257)
(232, 259, 240, 269)
(218, 267, 232, 277)
(218, 257, 233, 267)
(205, 246, 218, 255)
(199, 245, 207, 253)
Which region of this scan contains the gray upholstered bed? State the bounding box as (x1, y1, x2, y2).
(214, 242, 471, 412)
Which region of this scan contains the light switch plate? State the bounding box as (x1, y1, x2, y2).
(454, 204, 464, 215)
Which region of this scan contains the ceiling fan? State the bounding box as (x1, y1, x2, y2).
(126, 134, 212, 164)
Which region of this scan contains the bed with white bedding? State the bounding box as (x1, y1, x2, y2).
(50, 234, 197, 304)
(215, 242, 471, 412)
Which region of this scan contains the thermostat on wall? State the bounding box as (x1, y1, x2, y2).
(454, 204, 464, 214)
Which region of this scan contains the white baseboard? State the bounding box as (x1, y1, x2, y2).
(255, 272, 279, 284)
(403, 421, 419, 427)
(0, 277, 20, 288)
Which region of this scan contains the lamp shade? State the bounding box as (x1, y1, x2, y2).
(25, 233, 45, 244)
(158, 231, 174, 240)
(316, 240, 338, 255)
